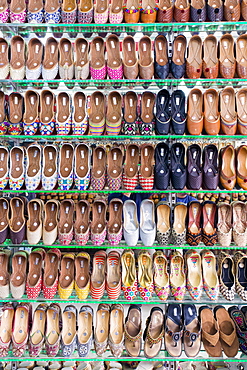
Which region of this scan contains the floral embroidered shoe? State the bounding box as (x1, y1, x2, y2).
(123, 144, 139, 191)
(89, 91, 105, 135)
(139, 91, 155, 135)
(10, 36, 25, 80)
(122, 91, 138, 135)
(106, 251, 121, 299)
(218, 251, 235, 300)
(91, 250, 106, 299)
(10, 250, 28, 298)
(75, 252, 90, 299)
(73, 92, 88, 134)
(25, 143, 41, 190)
(10, 0, 26, 22)
(74, 38, 89, 80)
(26, 247, 45, 299)
(121, 250, 137, 300)
(156, 201, 171, 245)
(107, 146, 123, 190)
(78, 0, 93, 22)
(91, 200, 107, 246)
(56, 92, 72, 135)
(61, 0, 77, 22)
(42, 144, 58, 190)
(172, 203, 187, 245)
(0, 146, 9, 190)
(40, 89, 56, 135)
(139, 144, 154, 190)
(0, 303, 14, 358)
(44, 0, 61, 22)
(106, 34, 123, 79)
(124, 0, 140, 22)
(74, 200, 90, 246)
(27, 0, 44, 22)
(107, 199, 123, 246)
(74, 143, 90, 190)
(23, 90, 40, 135)
(185, 250, 203, 301)
(61, 305, 77, 357)
(0, 92, 7, 135)
(95, 304, 110, 356)
(77, 306, 93, 357)
(43, 248, 61, 299)
(94, 0, 108, 22)
(109, 304, 124, 357)
(26, 200, 44, 245)
(138, 251, 154, 301)
(58, 143, 74, 190)
(59, 38, 74, 80)
(0, 0, 9, 22)
(9, 146, 25, 190)
(0, 249, 10, 298)
(58, 199, 74, 245)
(90, 37, 106, 80)
(28, 303, 47, 357)
(201, 250, 219, 300)
(153, 251, 170, 301)
(58, 253, 75, 299)
(12, 303, 31, 357)
(91, 146, 106, 190)
(8, 92, 23, 135)
(42, 200, 59, 246)
(42, 38, 58, 80)
(170, 251, 186, 301)
(141, 0, 158, 22)
(234, 251, 247, 301)
(45, 303, 61, 357)
(0, 39, 9, 79)
(109, 0, 123, 22)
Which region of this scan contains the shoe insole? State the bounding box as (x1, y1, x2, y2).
(28, 0, 43, 12)
(189, 203, 200, 233)
(78, 311, 92, 343)
(75, 39, 88, 67)
(96, 308, 109, 342)
(44, 251, 59, 287)
(24, 92, 39, 123)
(170, 255, 184, 286)
(221, 89, 236, 122)
(154, 255, 168, 286)
(63, 0, 76, 11)
(44, 146, 56, 177)
(107, 254, 120, 288)
(111, 0, 122, 12)
(0, 93, 5, 123)
(204, 90, 218, 121)
(141, 145, 154, 177)
(10, 199, 24, 232)
(30, 308, 46, 345)
(233, 204, 246, 232)
(141, 93, 155, 124)
(157, 205, 170, 233)
(62, 311, 76, 345)
(202, 255, 217, 287)
(238, 258, 247, 288)
(125, 144, 138, 177)
(44, 202, 58, 232)
(208, 0, 221, 6)
(122, 253, 135, 286)
(124, 93, 137, 123)
(222, 258, 234, 288)
(237, 38, 247, 65)
(75, 202, 89, 234)
(110, 308, 123, 344)
(174, 0, 187, 7)
(0, 307, 14, 342)
(218, 205, 231, 233)
(126, 0, 139, 8)
(237, 90, 247, 123)
(44, 0, 60, 11)
(75, 256, 89, 288)
(187, 37, 202, 67)
(60, 201, 73, 233)
(95, 0, 107, 13)
(155, 36, 168, 66)
(60, 257, 74, 288)
(13, 306, 28, 343)
(126, 309, 141, 337)
(43, 39, 58, 70)
(79, 0, 93, 11)
(191, 0, 204, 8)
(90, 92, 104, 123)
(92, 147, 106, 179)
(204, 203, 215, 234)
(10, 148, 23, 179)
(9, 94, 22, 124)
(204, 37, 217, 66)
(91, 39, 105, 69)
(108, 148, 122, 178)
(27, 146, 41, 178)
(123, 38, 137, 67)
(107, 93, 121, 124)
(92, 253, 105, 286)
(57, 93, 70, 123)
(10, 0, 25, 12)
(220, 36, 235, 66)
(0, 253, 8, 286)
(174, 205, 186, 234)
(0, 40, 8, 67)
(0, 200, 8, 232)
(189, 91, 202, 121)
(59, 40, 73, 67)
(139, 38, 152, 67)
(60, 145, 73, 178)
(108, 201, 122, 234)
(187, 254, 201, 287)
(222, 147, 235, 177)
(141, 202, 153, 231)
(0, 148, 8, 179)
(139, 254, 152, 286)
(46, 308, 60, 345)
(75, 144, 89, 178)
(74, 93, 86, 122)
(28, 251, 42, 286)
(0, 0, 8, 11)
(10, 38, 24, 69)
(107, 36, 121, 69)
(159, 0, 172, 8)
(11, 254, 26, 287)
(41, 91, 54, 122)
(91, 202, 105, 234)
(173, 36, 186, 65)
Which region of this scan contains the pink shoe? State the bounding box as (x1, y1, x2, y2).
(94, 0, 108, 23)
(26, 248, 46, 299)
(10, 0, 26, 22)
(90, 36, 106, 80)
(91, 200, 107, 246)
(109, 0, 123, 23)
(58, 199, 74, 245)
(106, 34, 123, 79)
(0, 0, 9, 23)
(121, 250, 138, 300)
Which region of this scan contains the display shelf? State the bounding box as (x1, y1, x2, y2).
(0, 189, 247, 194)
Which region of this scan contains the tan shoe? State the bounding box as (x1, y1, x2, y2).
(27, 199, 44, 245)
(187, 88, 203, 135)
(43, 199, 59, 245)
(139, 36, 154, 80)
(122, 36, 138, 80)
(203, 89, 220, 135)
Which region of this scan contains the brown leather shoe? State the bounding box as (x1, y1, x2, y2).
(236, 145, 247, 190)
(203, 35, 219, 79)
(186, 35, 203, 79)
(139, 36, 154, 80)
(124, 0, 140, 22)
(174, 0, 190, 21)
(203, 89, 220, 135)
(236, 35, 247, 79)
(122, 36, 138, 79)
(140, 0, 157, 22)
(187, 89, 203, 135)
(219, 145, 236, 190)
(220, 87, 237, 135)
(236, 88, 247, 135)
(219, 34, 236, 79)
(224, 0, 240, 20)
(157, 0, 173, 21)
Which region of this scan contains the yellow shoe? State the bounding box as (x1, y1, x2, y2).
(75, 252, 90, 299)
(58, 253, 75, 299)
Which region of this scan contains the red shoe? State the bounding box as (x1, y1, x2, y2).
(139, 144, 154, 190)
(106, 251, 121, 300)
(26, 248, 45, 299)
(43, 248, 61, 299)
(123, 144, 139, 191)
(91, 250, 106, 300)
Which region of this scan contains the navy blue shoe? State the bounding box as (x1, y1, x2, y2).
(171, 35, 186, 79)
(155, 89, 170, 135)
(165, 304, 183, 357)
(154, 35, 170, 79)
(155, 142, 170, 190)
(171, 142, 187, 190)
(187, 144, 202, 190)
(183, 304, 201, 357)
(171, 90, 186, 135)
(190, 0, 207, 21)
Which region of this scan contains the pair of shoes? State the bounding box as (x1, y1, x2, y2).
(124, 0, 157, 22)
(123, 199, 156, 247)
(230, 306, 247, 355)
(220, 145, 247, 190)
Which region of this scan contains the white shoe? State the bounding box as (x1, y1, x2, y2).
(58, 143, 74, 190)
(0, 38, 9, 79)
(26, 38, 43, 80)
(140, 199, 156, 246)
(123, 199, 139, 246)
(43, 199, 60, 246)
(42, 37, 58, 80)
(27, 199, 43, 245)
(10, 36, 25, 80)
(0, 146, 9, 190)
(59, 38, 74, 80)
(25, 143, 42, 190)
(42, 144, 58, 190)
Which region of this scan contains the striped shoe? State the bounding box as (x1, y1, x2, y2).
(123, 143, 139, 190)
(106, 91, 122, 135)
(106, 251, 121, 299)
(89, 91, 105, 135)
(91, 250, 106, 299)
(139, 144, 154, 190)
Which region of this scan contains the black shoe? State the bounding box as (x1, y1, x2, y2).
(187, 144, 202, 190)
(171, 142, 187, 190)
(171, 90, 186, 135)
(155, 89, 170, 135)
(155, 142, 170, 190)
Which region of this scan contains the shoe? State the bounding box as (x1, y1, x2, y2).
(0, 303, 14, 357)
(26, 200, 43, 245)
(75, 252, 90, 299)
(123, 200, 139, 246)
(170, 252, 186, 300)
(78, 0, 93, 22)
(44, 0, 61, 22)
(236, 35, 247, 78)
(107, 147, 123, 190)
(124, 0, 140, 22)
(122, 91, 138, 135)
(91, 200, 107, 246)
(219, 34, 236, 79)
(153, 250, 170, 301)
(139, 144, 154, 190)
(123, 143, 139, 190)
(61, 305, 77, 357)
(109, 304, 124, 357)
(107, 199, 123, 246)
(28, 303, 47, 357)
(95, 304, 110, 356)
(220, 87, 237, 135)
(58, 199, 74, 245)
(89, 91, 105, 135)
(139, 91, 155, 135)
(106, 34, 123, 79)
(185, 250, 203, 300)
(45, 303, 61, 357)
(200, 306, 222, 357)
(91, 251, 107, 299)
(203, 88, 220, 135)
(203, 35, 219, 78)
(23, 90, 39, 135)
(9, 197, 26, 245)
(171, 35, 186, 79)
(27, 0, 44, 22)
(232, 200, 247, 246)
(0, 249, 10, 298)
(236, 88, 247, 135)
(58, 143, 74, 190)
(94, 0, 108, 22)
(171, 142, 186, 190)
(0, 38, 9, 79)
(224, 0, 240, 20)
(58, 253, 75, 299)
(186, 35, 203, 79)
(183, 304, 201, 357)
(106, 91, 122, 135)
(43, 248, 61, 299)
(202, 144, 219, 190)
(155, 142, 170, 190)
(91, 146, 106, 190)
(8, 92, 23, 135)
(72, 92, 88, 135)
(74, 38, 89, 80)
(59, 38, 74, 80)
(187, 201, 202, 246)
(219, 144, 236, 190)
(10, 250, 28, 299)
(187, 143, 202, 190)
(174, 0, 189, 20)
(140, 199, 156, 246)
(10, 0, 26, 21)
(106, 251, 121, 299)
(155, 89, 170, 135)
(144, 307, 164, 358)
(207, 0, 223, 20)
(121, 250, 138, 300)
(187, 89, 203, 135)
(229, 306, 247, 355)
(234, 251, 247, 301)
(61, 0, 77, 22)
(77, 306, 93, 357)
(90, 37, 106, 79)
(201, 250, 219, 300)
(74, 143, 90, 190)
(43, 200, 59, 246)
(165, 304, 183, 357)
(42, 37, 58, 80)
(202, 201, 217, 246)
(9, 146, 25, 190)
(42, 144, 57, 190)
(157, 0, 173, 22)
(74, 201, 90, 246)
(139, 36, 154, 80)
(122, 36, 138, 80)
(0, 147, 9, 190)
(217, 202, 232, 246)
(172, 203, 187, 245)
(236, 145, 247, 190)
(25, 143, 41, 190)
(56, 92, 71, 135)
(156, 201, 171, 244)
(171, 90, 186, 135)
(124, 305, 142, 357)
(40, 89, 56, 135)
(191, 0, 206, 20)
(140, 0, 157, 22)
(218, 251, 235, 300)
(12, 303, 31, 357)
(138, 251, 153, 300)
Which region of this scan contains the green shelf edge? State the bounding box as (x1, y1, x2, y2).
(0, 189, 247, 193)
